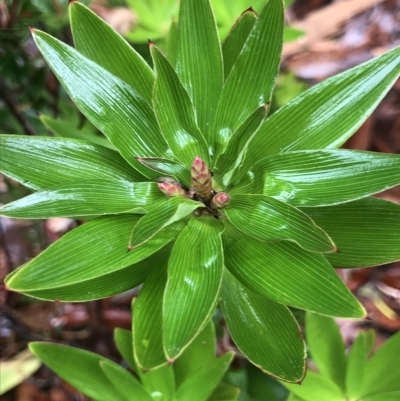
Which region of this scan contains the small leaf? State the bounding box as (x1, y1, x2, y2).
(303, 197, 400, 268)
(306, 312, 346, 392)
(100, 360, 153, 401)
(212, 0, 283, 157)
(114, 328, 136, 372)
(175, 352, 234, 401)
(29, 342, 122, 401)
(224, 194, 335, 253)
(242, 47, 400, 169)
(151, 45, 209, 168)
(133, 261, 168, 369)
(222, 9, 257, 79)
(225, 237, 365, 318)
(0, 181, 164, 219)
(130, 197, 203, 248)
(0, 135, 142, 191)
(176, 0, 223, 142)
(251, 150, 400, 207)
(32, 29, 169, 179)
(163, 217, 224, 360)
(220, 270, 306, 383)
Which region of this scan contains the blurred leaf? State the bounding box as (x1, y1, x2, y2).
(220, 270, 306, 382)
(303, 197, 400, 268)
(114, 328, 136, 372)
(283, 27, 304, 43)
(208, 382, 241, 401)
(225, 194, 335, 253)
(361, 392, 400, 401)
(0, 135, 142, 190)
(163, 217, 224, 359)
(225, 238, 365, 318)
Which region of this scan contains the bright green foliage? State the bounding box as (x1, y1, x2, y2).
(30, 322, 236, 401)
(283, 313, 400, 401)
(2, 0, 400, 383)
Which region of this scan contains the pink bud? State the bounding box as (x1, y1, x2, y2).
(158, 182, 186, 197)
(212, 192, 231, 208)
(191, 157, 212, 200)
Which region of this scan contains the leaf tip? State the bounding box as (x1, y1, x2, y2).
(29, 26, 36, 33)
(242, 7, 257, 16)
(68, 0, 77, 5)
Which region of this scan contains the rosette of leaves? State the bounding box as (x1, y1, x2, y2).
(30, 321, 239, 401)
(1, 0, 400, 383)
(284, 313, 400, 401)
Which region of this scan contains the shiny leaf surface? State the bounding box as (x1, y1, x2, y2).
(252, 150, 400, 207)
(303, 197, 400, 268)
(224, 194, 335, 253)
(220, 270, 306, 383)
(243, 47, 400, 170)
(212, 0, 283, 157)
(32, 30, 169, 179)
(114, 328, 136, 372)
(1, 181, 164, 218)
(163, 217, 224, 360)
(70, 1, 154, 103)
(225, 238, 365, 318)
(151, 45, 209, 167)
(176, 0, 223, 141)
(0, 135, 141, 190)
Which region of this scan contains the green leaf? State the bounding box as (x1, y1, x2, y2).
(175, 352, 234, 401)
(243, 47, 400, 169)
(362, 331, 400, 396)
(0, 181, 164, 219)
(174, 321, 216, 387)
(306, 312, 346, 392)
(212, 0, 283, 157)
(70, 1, 154, 103)
(251, 150, 400, 207)
(208, 382, 241, 401)
(176, 0, 223, 142)
(100, 360, 153, 401)
(167, 20, 178, 67)
(283, 371, 344, 401)
(221, 9, 257, 79)
(0, 135, 142, 191)
(283, 27, 304, 43)
(225, 237, 365, 318)
(346, 330, 376, 400)
(303, 197, 400, 268)
(216, 105, 266, 182)
(41, 115, 115, 150)
(5, 215, 178, 297)
(224, 194, 335, 253)
(31, 29, 169, 179)
(133, 261, 168, 369)
(29, 342, 123, 401)
(151, 45, 209, 168)
(220, 270, 306, 383)
(130, 197, 203, 248)
(114, 328, 136, 372)
(163, 217, 224, 360)
(361, 392, 400, 401)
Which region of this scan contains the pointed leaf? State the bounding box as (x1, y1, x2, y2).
(5, 215, 179, 296)
(0, 135, 142, 191)
(252, 150, 400, 207)
(174, 321, 216, 387)
(131, 197, 203, 248)
(31, 29, 169, 179)
(225, 237, 365, 318)
(133, 260, 168, 369)
(163, 217, 224, 360)
(0, 181, 164, 219)
(70, 1, 154, 103)
(100, 360, 153, 401)
(243, 47, 400, 169)
(176, 0, 223, 140)
(212, 0, 283, 157)
(303, 197, 400, 268)
(220, 270, 306, 383)
(151, 45, 209, 168)
(175, 352, 234, 401)
(29, 343, 123, 401)
(222, 9, 257, 79)
(224, 194, 335, 253)
(306, 312, 346, 391)
(114, 328, 136, 372)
